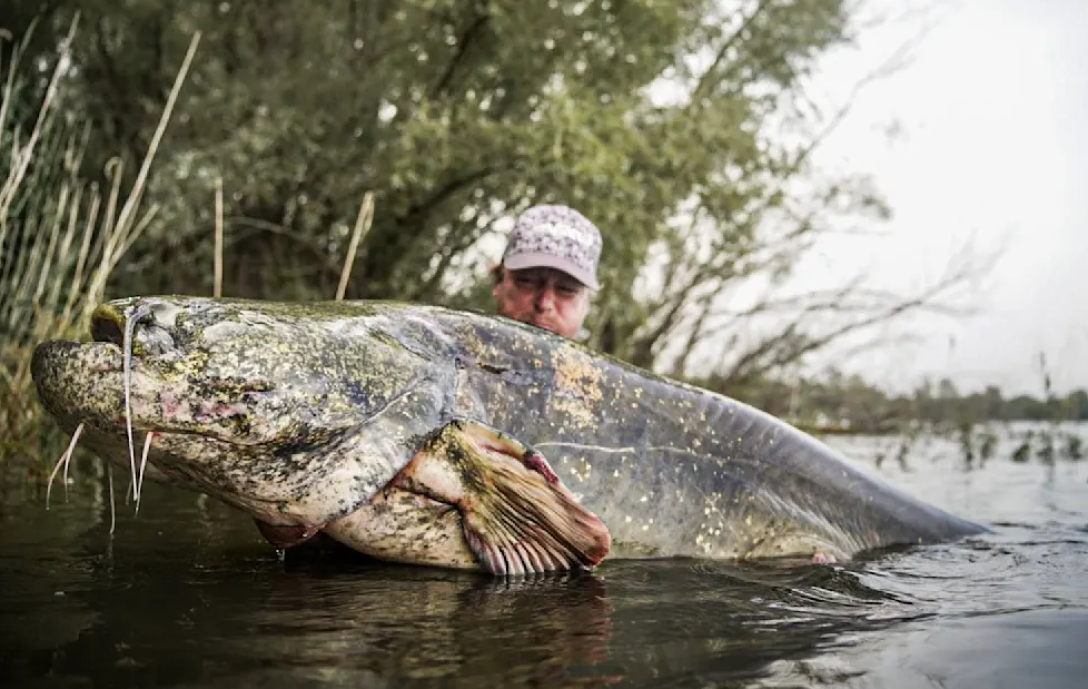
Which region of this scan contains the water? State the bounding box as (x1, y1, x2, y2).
(1, 423, 1086, 688)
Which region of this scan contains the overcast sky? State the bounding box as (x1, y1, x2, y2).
(789, 0, 1088, 396)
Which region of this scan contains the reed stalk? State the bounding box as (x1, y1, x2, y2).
(0, 19, 201, 457)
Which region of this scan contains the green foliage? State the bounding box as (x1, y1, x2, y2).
(7, 0, 993, 459)
(0, 15, 193, 454)
(0, 0, 870, 367)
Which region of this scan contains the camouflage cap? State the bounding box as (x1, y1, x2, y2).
(501, 204, 602, 290)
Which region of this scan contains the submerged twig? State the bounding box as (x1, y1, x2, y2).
(107, 464, 116, 536)
(135, 431, 154, 514)
(46, 422, 84, 509)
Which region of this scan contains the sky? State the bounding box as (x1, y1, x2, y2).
(787, 0, 1088, 396)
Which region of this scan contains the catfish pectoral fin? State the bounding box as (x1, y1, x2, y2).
(401, 418, 611, 577)
(450, 418, 560, 485)
(457, 458, 611, 576)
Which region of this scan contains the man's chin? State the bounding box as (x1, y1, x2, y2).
(503, 311, 568, 337)
(530, 319, 562, 335)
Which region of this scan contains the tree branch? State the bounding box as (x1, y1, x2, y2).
(689, 0, 771, 105)
(432, 11, 490, 99)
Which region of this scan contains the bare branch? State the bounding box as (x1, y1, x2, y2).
(689, 0, 771, 104)
(699, 239, 998, 386)
(431, 10, 490, 99)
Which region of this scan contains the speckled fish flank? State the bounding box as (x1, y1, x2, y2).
(31, 295, 988, 573)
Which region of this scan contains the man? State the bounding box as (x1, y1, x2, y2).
(491, 204, 602, 339)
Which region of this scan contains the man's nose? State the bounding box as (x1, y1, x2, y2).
(534, 285, 558, 311)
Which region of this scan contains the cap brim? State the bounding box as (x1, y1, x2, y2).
(503, 252, 600, 290)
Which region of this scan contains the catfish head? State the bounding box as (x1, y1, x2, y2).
(30, 295, 458, 532)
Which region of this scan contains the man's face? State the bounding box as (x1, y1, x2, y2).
(492, 267, 591, 338)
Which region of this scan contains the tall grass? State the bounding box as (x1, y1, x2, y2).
(0, 18, 201, 458)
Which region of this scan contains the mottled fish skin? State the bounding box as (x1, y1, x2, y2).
(31, 295, 989, 564)
(423, 309, 990, 562)
(32, 297, 460, 528)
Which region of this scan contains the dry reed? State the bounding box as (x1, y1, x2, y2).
(0, 18, 201, 454)
(1, 19, 377, 460)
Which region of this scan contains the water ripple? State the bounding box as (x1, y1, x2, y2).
(1, 428, 1087, 688)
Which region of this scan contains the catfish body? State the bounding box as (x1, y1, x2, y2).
(30, 296, 988, 574)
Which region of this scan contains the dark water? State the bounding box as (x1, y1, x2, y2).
(1, 423, 1086, 689)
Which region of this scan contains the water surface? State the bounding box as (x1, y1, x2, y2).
(2, 423, 1086, 688)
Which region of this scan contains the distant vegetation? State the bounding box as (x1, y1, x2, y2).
(696, 369, 1088, 435)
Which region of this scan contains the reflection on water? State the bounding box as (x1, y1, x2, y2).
(1, 425, 1087, 689)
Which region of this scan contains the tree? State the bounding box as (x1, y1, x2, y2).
(1, 0, 985, 386)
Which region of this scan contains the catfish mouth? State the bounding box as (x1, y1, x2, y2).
(80, 301, 276, 442)
(35, 302, 274, 483)
(33, 297, 396, 532)
(36, 302, 266, 479)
